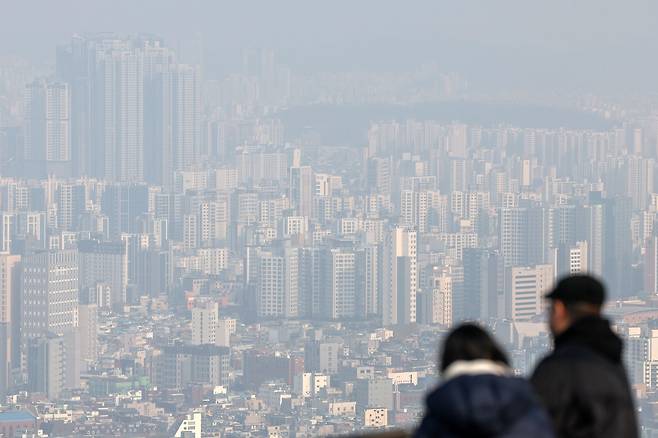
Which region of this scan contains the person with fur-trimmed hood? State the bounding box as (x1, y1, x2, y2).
(415, 324, 554, 438)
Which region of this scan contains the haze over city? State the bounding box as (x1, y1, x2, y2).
(0, 1, 657, 437)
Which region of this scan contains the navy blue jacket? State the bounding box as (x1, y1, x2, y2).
(415, 374, 555, 438)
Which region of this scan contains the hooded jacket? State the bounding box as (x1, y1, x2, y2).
(414, 360, 555, 438)
(531, 315, 638, 438)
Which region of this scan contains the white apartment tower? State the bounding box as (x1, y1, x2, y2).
(507, 264, 553, 321)
(382, 227, 417, 326)
(216, 318, 236, 347)
(430, 273, 453, 326)
(191, 302, 219, 345)
(357, 245, 379, 318)
(400, 190, 435, 233)
(24, 80, 70, 163)
(568, 241, 589, 274)
(0, 253, 21, 396)
(256, 246, 299, 319)
(94, 41, 145, 182)
(21, 249, 79, 340)
(321, 248, 356, 320)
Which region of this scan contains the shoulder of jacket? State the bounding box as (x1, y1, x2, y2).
(545, 343, 605, 362)
(533, 349, 588, 376)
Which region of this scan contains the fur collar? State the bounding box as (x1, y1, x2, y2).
(443, 359, 511, 381)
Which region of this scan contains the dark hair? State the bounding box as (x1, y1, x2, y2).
(440, 323, 509, 373)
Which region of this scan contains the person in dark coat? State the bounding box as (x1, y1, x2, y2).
(531, 275, 638, 438)
(415, 324, 554, 438)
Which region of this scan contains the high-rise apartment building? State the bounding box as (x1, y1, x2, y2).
(428, 273, 453, 326)
(500, 206, 546, 267)
(448, 123, 468, 158)
(172, 64, 201, 172)
(255, 245, 299, 319)
(78, 239, 128, 311)
(627, 156, 654, 211)
(580, 201, 604, 277)
(604, 196, 633, 297)
(556, 241, 589, 278)
(21, 249, 79, 399)
(367, 157, 392, 195)
(548, 205, 576, 250)
(21, 249, 78, 340)
(197, 248, 228, 275)
(400, 190, 437, 233)
(96, 41, 145, 182)
(27, 334, 69, 400)
(24, 80, 71, 177)
(356, 245, 379, 318)
(198, 200, 228, 245)
(77, 303, 98, 372)
(57, 35, 199, 184)
(320, 247, 356, 320)
(216, 318, 236, 348)
(56, 183, 85, 231)
(191, 301, 219, 345)
(135, 247, 173, 298)
(462, 248, 503, 320)
(0, 214, 14, 253)
(645, 236, 658, 297)
(298, 247, 320, 318)
(506, 264, 553, 321)
(382, 228, 417, 326)
(144, 61, 201, 188)
(0, 253, 20, 397)
(290, 166, 314, 218)
(183, 214, 199, 250)
(101, 183, 149, 240)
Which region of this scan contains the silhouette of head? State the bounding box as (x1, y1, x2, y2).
(545, 275, 605, 336)
(440, 323, 509, 373)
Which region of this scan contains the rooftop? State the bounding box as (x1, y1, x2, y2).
(0, 411, 36, 423)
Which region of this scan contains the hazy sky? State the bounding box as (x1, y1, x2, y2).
(3, 0, 658, 92)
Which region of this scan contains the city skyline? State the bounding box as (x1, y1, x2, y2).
(0, 4, 657, 436)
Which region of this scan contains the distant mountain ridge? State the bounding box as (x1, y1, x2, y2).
(277, 101, 613, 146)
